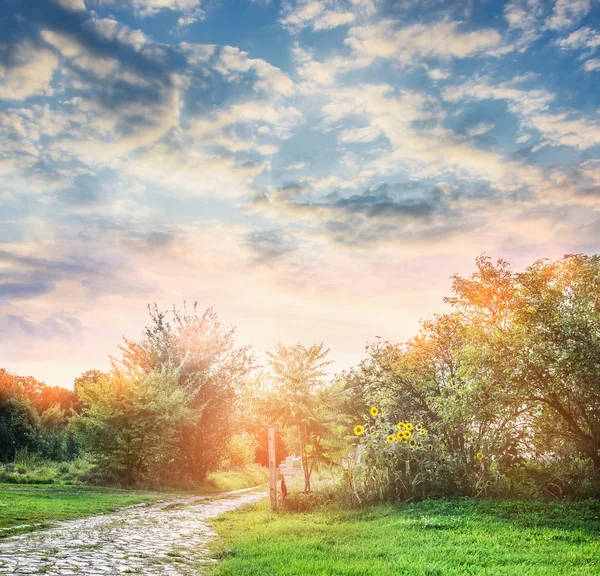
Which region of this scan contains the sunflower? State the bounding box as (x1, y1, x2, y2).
(476, 451, 484, 460)
(428, 445, 433, 452)
(406, 423, 414, 431)
(403, 439, 408, 444)
(397, 421, 406, 430)
(410, 439, 417, 447)
(405, 431, 412, 439)
(386, 434, 395, 444)
(370, 406, 379, 417)
(419, 428, 426, 436)
(396, 431, 404, 441)
(417, 442, 423, 449)
(415, 424, 423, 431)
(354, 425, 365, 436)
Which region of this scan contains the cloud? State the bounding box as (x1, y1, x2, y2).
(545, 0, 592, 31)
(345, 19, 502, 66)
(583, 57, 600, 71)
(557, 25, 600, 52)
(244, 229, 299, 262)
(0, 40, 59, 100)
(0, 282, 55, 301)
(53, 0, 86, 11)
(443, 77, 600, 150)
(249, 181, 479, 247)
(0, 313, 82, 343)
(99, 0, 203, 18)
(280, 0, 365, 33)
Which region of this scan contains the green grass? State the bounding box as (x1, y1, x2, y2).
(0, 484, 161, 537)
(208, 499, 600, 576)
(206, 465, 268, 492)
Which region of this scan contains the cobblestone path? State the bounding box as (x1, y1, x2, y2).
(0, 490, 266, 575)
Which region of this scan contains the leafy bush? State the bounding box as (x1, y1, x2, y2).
(206, 464, 267, 491)
(220, 433, 257, 471)
(281, 485, 338, 512)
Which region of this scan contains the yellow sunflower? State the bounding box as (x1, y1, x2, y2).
(370, 406, 379, 417)
(406, 423, 414, 431)
(419, 428, 426, 436)
(410, 439, 416, 447)
(417, 442, 423, 449)
(403, 439, 408, 444)
(386, 434, 395, 444)
(476, 451, 484, 460)
(397, 421, 406, 430)
(405, 431, 412, 439)
(354, 425, 365, 436)
(415, 424, 423, 431)
(396, 431, 404, 441)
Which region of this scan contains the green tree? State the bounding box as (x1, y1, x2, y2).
(448, 254, 600, 469)
(266, 343, 334, 492)
(70, 365, 200, 485)
(0, 370, 39, 461)
(114, 303, 255, 481)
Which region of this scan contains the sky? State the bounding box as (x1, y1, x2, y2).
(1, 0, 599, 388)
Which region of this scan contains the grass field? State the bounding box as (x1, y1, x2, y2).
(209, 498, 600, 576)
(0, 484, 162, 537)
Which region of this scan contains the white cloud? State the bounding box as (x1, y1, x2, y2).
(529, 113, 600, 149)
(215, 46, 295, 97)
(313, 10, 356, 31)
(345, 19, 502, 66)
(443, 77, 600, 150)
(546, 0, 592, 31)
(280, 0, 379, 32)
(102, 0, 203, 18)
(583, 58, 600, 71)
(53, 0, 86, 10)
(0, 41, 58, 101)
(557, 26, 600, 52)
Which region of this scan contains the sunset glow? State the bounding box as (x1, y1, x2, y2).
(1, 0, 599, 387)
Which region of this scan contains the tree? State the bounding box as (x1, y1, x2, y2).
(266, 343, 334, 492)
(448, 254, 600, 469)
(70, 364, 200, 485)
(114, 303, 255, 481)
(0, 370, 39, 461)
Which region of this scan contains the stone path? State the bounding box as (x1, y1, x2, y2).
(0, 490, 266, 575)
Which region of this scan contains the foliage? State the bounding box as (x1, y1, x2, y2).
(266, 343, 340, 492)
(220, 433, 258, 471)
(337, 254, 600, 503)
(0, 373, 40, 461)
(115, 303, 255, 481)
(70, 365, 201, 485)
(206, 464, 268, 492)
(208, 498, 600, 576)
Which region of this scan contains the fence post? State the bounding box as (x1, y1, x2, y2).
(268, 426, 277, 510)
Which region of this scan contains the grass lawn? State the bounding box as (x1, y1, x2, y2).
(0, 483, 161, 537)
(208, 499, 600, 576)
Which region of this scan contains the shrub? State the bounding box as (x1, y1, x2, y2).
(220, 433, 257, 471)
(206, 464, 267, 491)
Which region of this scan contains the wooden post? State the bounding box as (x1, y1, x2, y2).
(268, 426, 277, 511)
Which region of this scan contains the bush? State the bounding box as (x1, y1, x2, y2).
(219, 433, 257, 471)
(0, 456, 96, 485)
(281, 486, 338, 512)
(206, 464, 267, 491)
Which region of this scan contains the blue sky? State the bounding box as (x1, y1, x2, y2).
(1, 0, 599, 386)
